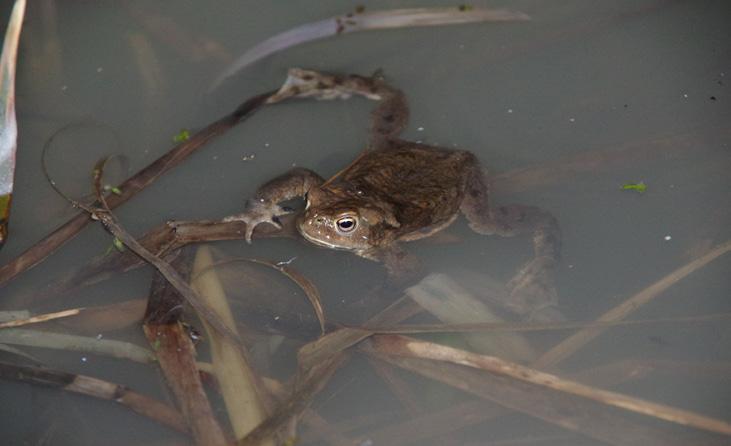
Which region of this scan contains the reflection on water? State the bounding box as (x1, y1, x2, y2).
(1, 1, 730, 445)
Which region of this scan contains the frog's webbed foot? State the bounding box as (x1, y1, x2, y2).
(504, 256, 558, 317)
(223, 199, 290, 243)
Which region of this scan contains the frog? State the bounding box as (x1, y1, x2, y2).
(224, 68, 561, 318)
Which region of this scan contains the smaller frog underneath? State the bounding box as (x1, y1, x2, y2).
(225, 69, 561, 318)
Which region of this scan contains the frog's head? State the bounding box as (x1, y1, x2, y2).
(297, 190, 400, 252)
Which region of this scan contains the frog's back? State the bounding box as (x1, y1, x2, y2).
(335, 143, 473, 233)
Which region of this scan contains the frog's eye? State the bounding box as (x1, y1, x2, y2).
(335, 216, 357, 233)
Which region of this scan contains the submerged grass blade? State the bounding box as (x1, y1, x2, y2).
(0, 0, 25, 247)
(0, 328, 155, 363)
(191, 246, 272, 443)
(211, 6, 530, 90)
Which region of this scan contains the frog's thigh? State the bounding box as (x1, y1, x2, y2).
(459, 163, 510, 235)
(460, 164, 560, 251)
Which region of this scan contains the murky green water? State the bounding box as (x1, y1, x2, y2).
(1, 1, 730, 445)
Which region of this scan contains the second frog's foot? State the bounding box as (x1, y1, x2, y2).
(223, 199, 287, 243)
(504, 256, 559, 318)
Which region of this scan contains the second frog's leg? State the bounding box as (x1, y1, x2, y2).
(224, 167, 324, 242)
(267, 68, 410, 147)
(460, 161, 562, 319)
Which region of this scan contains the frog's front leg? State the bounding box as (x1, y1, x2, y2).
(360, 244, 423, 284)
(461, 162, 562, 319)
(224, 167, 324, 242)
(267, 68, 410, 147)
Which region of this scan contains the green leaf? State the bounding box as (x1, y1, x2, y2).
(103, 184, 122, 195)
(621, 182, 647, 193)
(112, 237, 125, 252)
(172, 129, 190, 143)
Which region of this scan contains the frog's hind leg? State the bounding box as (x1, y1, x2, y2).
(267, 68, 409, 148)
(460, 162, 561, 318)
(368, 80, 409, 147)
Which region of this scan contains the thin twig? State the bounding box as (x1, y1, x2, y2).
(361, 312, 731, 334)
(0, 307, 82, 329)
(533, 239, 731, 369)
(0, 360, 187, 434)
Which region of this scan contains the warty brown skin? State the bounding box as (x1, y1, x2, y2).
(225, 69, 561, 317)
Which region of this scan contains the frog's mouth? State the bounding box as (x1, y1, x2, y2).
(299, 229, 358, 253)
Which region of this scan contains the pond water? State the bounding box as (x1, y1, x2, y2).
(1, 1, 730, 445)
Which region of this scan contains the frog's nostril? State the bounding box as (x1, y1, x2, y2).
(315, 216, 325, 224)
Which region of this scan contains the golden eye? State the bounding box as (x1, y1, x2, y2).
(335, 216, 357, 233)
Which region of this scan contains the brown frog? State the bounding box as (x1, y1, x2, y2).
(225, 69, 560, 317)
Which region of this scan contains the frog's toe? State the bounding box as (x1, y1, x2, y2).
(224, 201, 287, 243)
(505, 257, 558, 316)
(243, 214, 281, 243)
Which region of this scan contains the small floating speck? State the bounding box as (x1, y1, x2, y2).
(682, 93, 688, 98)
(507, 108, 513, 114)
(264, 142, 270, 147)
(242, 154, 256, 161)
(664, 235, 672, 241)
(61, 85, 68, 91)
(96, 66, 103, 73)
(569, 117, 576, 123)
(81, 357, 88, 363)
(417, 126, 425, 132)
(212, 155, 218, 160)
(96, 334, 103, 340)
(274, 315, 280, 321)
(276, 256, 297, 266)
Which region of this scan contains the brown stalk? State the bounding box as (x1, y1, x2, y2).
(0, 90, 273, 288)
(144, 256, 230, 446)
(369, 334, 731, 437)
(366, 349, 728, 446)
(0, 361, 188, 435)
(86, 156, 267, 361)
